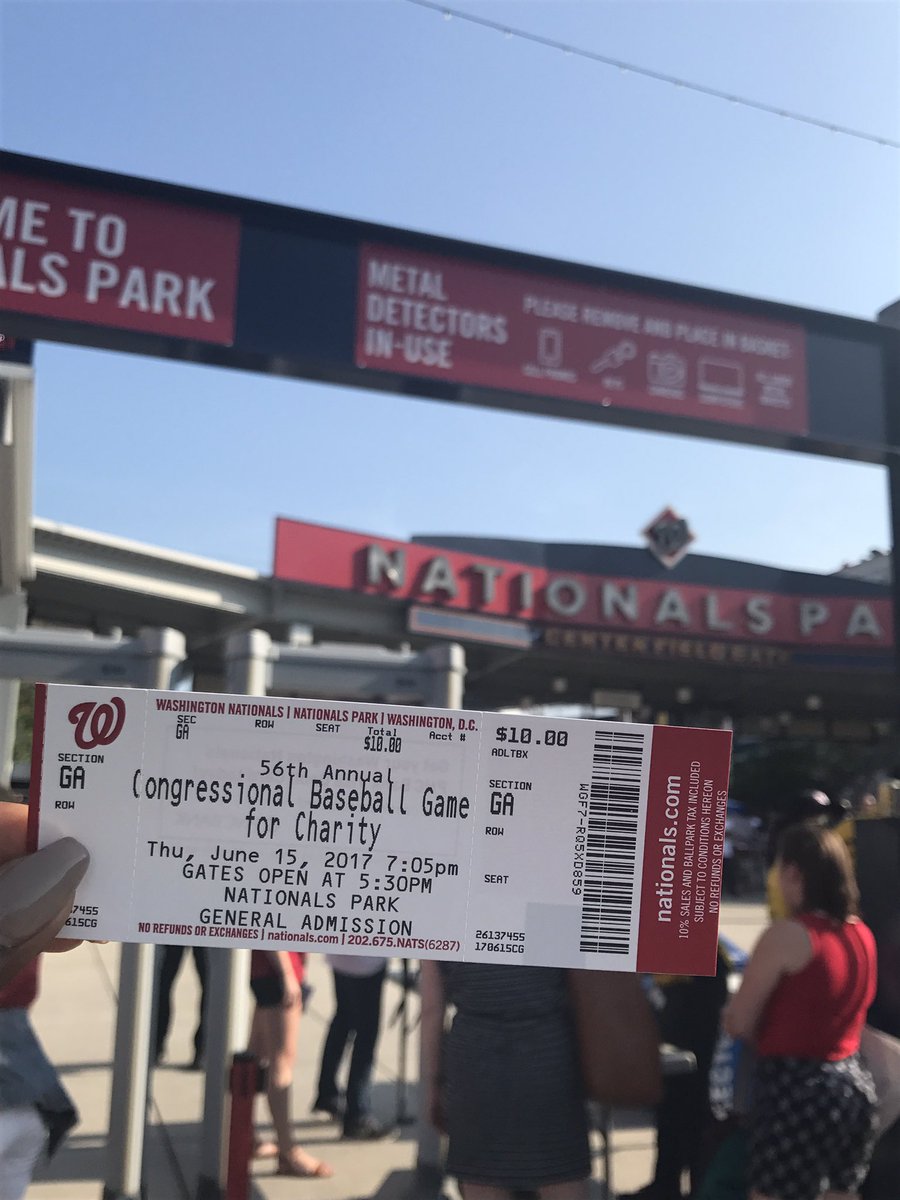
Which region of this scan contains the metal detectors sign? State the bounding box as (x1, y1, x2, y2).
(355, 244, 809, 436)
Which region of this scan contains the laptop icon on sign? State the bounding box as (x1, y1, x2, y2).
(698, 358, 745, 401)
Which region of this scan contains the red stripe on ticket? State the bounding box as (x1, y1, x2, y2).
(636, 725, 732, 975)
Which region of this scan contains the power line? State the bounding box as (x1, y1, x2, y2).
(404, 0, 900, 150)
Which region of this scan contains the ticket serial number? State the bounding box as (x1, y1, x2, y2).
(473, 929, 525, 953)
(68, 903, 99, 929)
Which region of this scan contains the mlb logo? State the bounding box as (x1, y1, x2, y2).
(642, 507, 696, 570)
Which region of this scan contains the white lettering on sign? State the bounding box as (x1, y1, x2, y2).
(546, 577, 587, 617)
(655, 590, 691, 627)
(471, 563, 504, 605)
(349, 541, 889, 648)
(0, 197, 50, 245)
(34, 685, 732, 975)
(83, 261, 216, 320)
(421, 556, 458, 598)
(0, 175, 239, 344)
(704, 595, 733, 633)
(361, 256, 509, 371)
(845, 603, 882, 639)
(367, 544, 406, 589)
(602, 583, 639, 622)
(745, 596, 774, 635)
(799, 601, 829, 636)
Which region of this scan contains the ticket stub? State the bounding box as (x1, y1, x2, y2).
(30, 684, 732, 974)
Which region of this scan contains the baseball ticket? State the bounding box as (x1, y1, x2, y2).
(29, 684, 732, 974)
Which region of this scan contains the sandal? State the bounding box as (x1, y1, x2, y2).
(276, 1150, 334, 1178)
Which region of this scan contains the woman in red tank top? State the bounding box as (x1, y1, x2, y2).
(723, 822, 877, 1200)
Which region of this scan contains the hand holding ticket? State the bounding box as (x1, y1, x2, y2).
(30, 684, 732, 974)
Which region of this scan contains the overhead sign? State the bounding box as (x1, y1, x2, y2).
(0, 151, 894, 462)
(355, 244, 809, 435)
(273, 518, 893, 655)
(31, 683, 732, 975)
(0, 173, 240, 344)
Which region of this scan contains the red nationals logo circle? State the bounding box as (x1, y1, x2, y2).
(68, 697, 126, 749)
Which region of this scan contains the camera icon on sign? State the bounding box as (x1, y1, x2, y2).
(647, 352, 687, 391)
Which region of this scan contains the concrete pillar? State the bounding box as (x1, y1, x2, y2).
(134, 627, 187, 689)
(224, 629, 273, 696)
(419, 642, 466, 709)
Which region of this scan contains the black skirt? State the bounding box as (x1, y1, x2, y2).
(443, 1004, 591, 1189)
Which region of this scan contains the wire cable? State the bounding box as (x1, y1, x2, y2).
(404, 0, 900, 150)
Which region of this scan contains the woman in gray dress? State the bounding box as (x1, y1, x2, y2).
(420, 959, 591, 1199)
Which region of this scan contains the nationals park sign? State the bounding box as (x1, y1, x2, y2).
(273, 518, 893, 668)
(0, 150, 897, 465)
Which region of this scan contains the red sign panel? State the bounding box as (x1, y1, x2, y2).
(356, 244, 808, 435)
(274, 518, 892, 651)
(0, 174, 240, 344)
(636, 726, 732, 974)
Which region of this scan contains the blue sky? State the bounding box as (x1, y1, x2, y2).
(1, 0, 898, 574)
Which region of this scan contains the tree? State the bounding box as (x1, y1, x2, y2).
(13, 682, 35, 766)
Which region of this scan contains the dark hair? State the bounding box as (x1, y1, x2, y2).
(765, 788, 832, 865)
(776, 821, 858, 922)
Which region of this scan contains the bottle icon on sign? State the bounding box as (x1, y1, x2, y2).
(537, 328, 563, 368)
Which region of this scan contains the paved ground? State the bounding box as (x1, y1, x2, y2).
(26, 901, 767, 1200)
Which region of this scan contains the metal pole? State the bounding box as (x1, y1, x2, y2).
(394, 959, 415, 1126)
(415, 644, 464, 1183)
(102, 943, 156, 1200)
(0, 591, 26, 787)
(0, 364, 34, 787)
(196, 949, 251, 1200)
(102, 629, 186, 1200)
(197, 631, 269, 1199)
(876, 311, 900, 722)
(415, 989, 444, 1189)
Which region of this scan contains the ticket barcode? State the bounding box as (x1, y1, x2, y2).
(579, 727, 646, 954)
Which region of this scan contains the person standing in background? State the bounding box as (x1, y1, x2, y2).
(153, 945, 208, 1069)
(420, 959, 591, 1200)
(0, 958, 77, 1200)
(249, 950, 332, 1179)
(619, 946, 731, 1200)
(724, 822, 877, 1200)
(313, 954, 388, 1139)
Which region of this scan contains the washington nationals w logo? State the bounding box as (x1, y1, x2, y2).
(68, 697, 127, 749)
